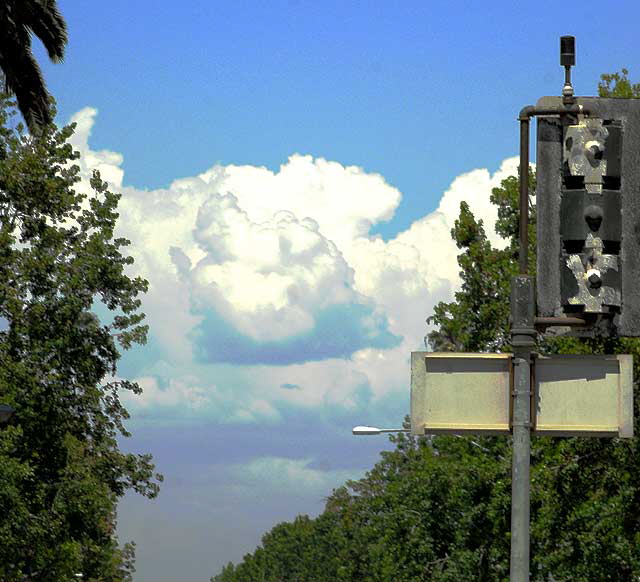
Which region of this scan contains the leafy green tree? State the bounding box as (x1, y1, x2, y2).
(599, 68, 640, 98)
(426, 168, 535, 353)
(0, 0, 68, 134)
(0, 96, 161, 580)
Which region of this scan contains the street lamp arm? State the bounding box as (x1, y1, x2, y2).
(352, 425, 410, 435)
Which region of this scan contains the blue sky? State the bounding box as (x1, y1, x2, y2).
(31, 1, 640, 580)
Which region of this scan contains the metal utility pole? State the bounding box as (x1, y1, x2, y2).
(509, 164, 536, 582)
(509, 37, 580, 581)
(509, 106, 536, 581)
(510, 36, 586, 581)
(509, 342, 532, 582)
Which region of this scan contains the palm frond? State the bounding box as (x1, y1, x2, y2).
(20, 0, 68, 62)
(0, 42, 51, 133)
(0, 0, 66, 133)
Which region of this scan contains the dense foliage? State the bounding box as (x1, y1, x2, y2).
(212, 71, 640, 582)
(0, 97, 161, 581)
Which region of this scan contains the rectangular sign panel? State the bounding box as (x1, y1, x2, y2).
(534, 354, 633, 438)
(411, 352, 512, 436)
(411, 352, 633, 438)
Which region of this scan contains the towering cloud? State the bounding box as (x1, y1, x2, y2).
(66, 108, 517, 422)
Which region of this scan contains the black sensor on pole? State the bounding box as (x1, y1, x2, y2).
(560, 36, 575, 66)
(561, 35, 575, 103)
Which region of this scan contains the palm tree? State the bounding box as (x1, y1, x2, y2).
(0, 0, 68, 134)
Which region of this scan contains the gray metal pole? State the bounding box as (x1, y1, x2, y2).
(510, 112, 536, 581)
(509, 37, 582, 580)
(510, 343, 532, 581)
(510, 276, 535, 581)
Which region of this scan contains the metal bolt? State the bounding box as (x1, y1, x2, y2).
(588, 272, 602, 288)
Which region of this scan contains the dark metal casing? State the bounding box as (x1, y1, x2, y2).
(536, 96, 640, 336)
(560, 36, 575, 67)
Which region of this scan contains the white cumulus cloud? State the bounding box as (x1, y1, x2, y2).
(198, 155, 401, 250)
(179, 193, 362, 342)
(64, 108, 520, 422)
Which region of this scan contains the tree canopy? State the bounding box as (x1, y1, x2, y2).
(0, 96, 161, 581)
(212, 70, 640, 582)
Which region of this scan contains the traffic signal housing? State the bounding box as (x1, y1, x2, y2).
(536, 96, 640, 336)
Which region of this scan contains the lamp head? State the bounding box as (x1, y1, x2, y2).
(352, 425, 381, 435)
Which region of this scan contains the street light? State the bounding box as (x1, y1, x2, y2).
(352, 425, 409, 435)
(0, 404, 15, 424)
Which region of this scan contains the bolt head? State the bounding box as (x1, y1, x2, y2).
(588, 272, 602, 288)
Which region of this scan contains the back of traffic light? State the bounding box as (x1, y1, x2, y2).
(536, 37, 640, 337)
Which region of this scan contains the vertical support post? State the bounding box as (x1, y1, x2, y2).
(510, 277, 535, 580)
(519, 117, 530, 275)
(510, 277, 535, 582)
(511, 113, 535, 582)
